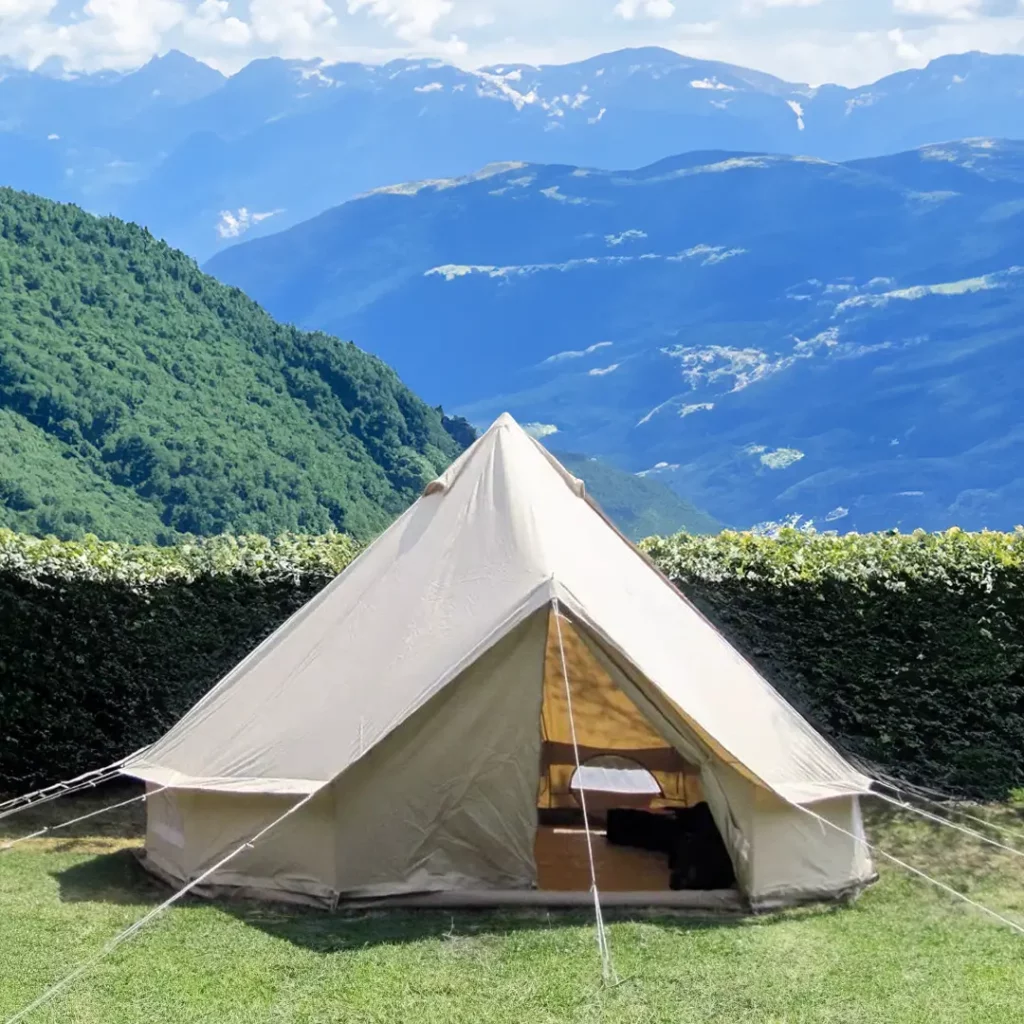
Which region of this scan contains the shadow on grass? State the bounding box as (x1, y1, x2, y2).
(53, 849, 760, 951)
(46, 795, 1024, 952)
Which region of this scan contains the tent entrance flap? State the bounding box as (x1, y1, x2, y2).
(535, 608, 738, 896)
(537, 609, 705, 814)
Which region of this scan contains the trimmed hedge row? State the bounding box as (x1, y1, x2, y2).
(643, 528, 1024, 798)
(2, 526, 1023, 797)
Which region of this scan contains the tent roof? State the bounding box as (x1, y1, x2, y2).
(125, 414, 870, 804)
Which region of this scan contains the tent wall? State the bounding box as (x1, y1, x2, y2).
(703, 761, 874, 905)
(143, 786, 337, 905)
(329, 611, 549, 898)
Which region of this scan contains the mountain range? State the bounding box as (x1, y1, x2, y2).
(206, 138, 1024, 535)
(5, 47, 1024, 259)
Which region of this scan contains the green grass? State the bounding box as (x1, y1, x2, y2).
(1, 792, 1023, 1022)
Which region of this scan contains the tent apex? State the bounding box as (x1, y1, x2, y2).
(490, 412, 520, 430)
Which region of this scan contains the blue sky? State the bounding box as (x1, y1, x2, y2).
(2, 0, 1024, 84)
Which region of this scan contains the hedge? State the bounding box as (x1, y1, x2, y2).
(2, 526, 1023, 798)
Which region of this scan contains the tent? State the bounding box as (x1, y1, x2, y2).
(123, 414, 875, 909)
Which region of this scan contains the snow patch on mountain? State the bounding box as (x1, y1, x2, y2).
(664, 345, 790, 392)
(363, 162, 528, 198)
(606, 229, 648, 246)
(643, 156, 774, 183)
(681, 402, 714, 416)
(637, 461, 680, 477)
(472, 70, 542, 112)
(690, 78, 734, 91)
(540, 185, 593, 205)
(425, 245, 745, 281)
(216, 207, 284, 239)
(636, 399, 674, 427)
(835, 267, 1024, 312)
(542, 341, 614, 364)
(759, 448, 805, 470)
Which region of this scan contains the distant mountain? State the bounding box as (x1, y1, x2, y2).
(205, 139, 1024, 534)
(0, 188, 464, 543)
(5, 48, 1024, 258)
(553, 450, 721, 540)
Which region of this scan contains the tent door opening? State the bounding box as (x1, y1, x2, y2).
(534, 608, 737, 895)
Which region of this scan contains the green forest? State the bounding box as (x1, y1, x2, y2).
(555, 451, 721, 540)
(0, 188, 467, 543)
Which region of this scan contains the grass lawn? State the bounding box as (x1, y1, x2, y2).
(1, 789, 1023, 1023)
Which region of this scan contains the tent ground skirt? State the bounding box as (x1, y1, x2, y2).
(135, 848, 872, 914)
(339, 889, 747, 910)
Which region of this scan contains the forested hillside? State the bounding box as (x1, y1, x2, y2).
(554, 451, 721, 540)
(0, 189, 465, 542)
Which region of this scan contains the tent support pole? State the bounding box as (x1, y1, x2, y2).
(552, 598, 617, 984)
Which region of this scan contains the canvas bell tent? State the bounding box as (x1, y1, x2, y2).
(122, 414, 875, 909)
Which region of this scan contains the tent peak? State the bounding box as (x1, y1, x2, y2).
(423, 409, 585, 501)
(489, 412, 520, 432)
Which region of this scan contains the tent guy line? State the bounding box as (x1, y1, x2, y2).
(2, 787, 323, 1024)
(0, 787, 166, 853)
(0, 747, 149, 822)
(553, 599, 616, 984)
(789, 801, 1024, 937)
(871, 779, 1024, 845)
(871, 791, 1024, 861)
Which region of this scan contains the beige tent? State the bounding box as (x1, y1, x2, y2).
(124, 414, 875, 910)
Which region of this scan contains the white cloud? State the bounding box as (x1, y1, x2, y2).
(893, 0, 982, 20)
(523, 422, 559, 439)
(0, 0, 55, 18)
(743, 0, 824, 8)
(250, 0, 337, 46)
(1, 0, 1024, 87)
(8, 0, 187, 69)
(185, 0, 251, 47)
(613, 0, 676, 21)
(588, 363, 620, 375)
(347, 0, 456, 43)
